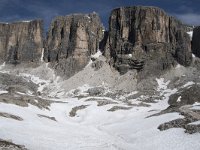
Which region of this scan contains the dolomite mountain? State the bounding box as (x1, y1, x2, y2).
(0, 20, 43, 64)
(0, 6, 197, 79)
(1, 6, 200, 150)
(45, 13, 104, 77)
(103, 6, 192, 76)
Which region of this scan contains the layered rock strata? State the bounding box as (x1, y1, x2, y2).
(45, 13, 104, 78)
(103, 6, 192, 76)
(0, 20, 43, 64)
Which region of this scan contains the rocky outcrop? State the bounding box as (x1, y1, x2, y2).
(45, 13, 104, 78)
(0, 20, 44, 64)
(192, 26, 200, 57)
(168, 84, 200, 107)
(103, 6, 192, 76)
(0, 139, 27, 150)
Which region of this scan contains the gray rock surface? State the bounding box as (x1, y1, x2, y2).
(168, 84, 200, 107)
(87, 87, 105, 96)
(103, 6, 192, 76)
(0, 20, 43, 64)
(0, 139, 27, 150)
(45, 13, 104, 78)
(192, 26, 200, 57)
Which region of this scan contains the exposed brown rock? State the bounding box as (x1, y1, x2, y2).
(0, 139, 27, 150)
(103, 6, 192, 76)
(45, 13, 104, 78)
(0, 112, 23, 121)
(69, 105, 88, 117)
(0, 20, 44, 64)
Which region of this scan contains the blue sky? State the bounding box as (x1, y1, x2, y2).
(0, 0, 200, 30)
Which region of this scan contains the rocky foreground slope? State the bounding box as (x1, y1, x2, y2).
(0, 5, 200, 150)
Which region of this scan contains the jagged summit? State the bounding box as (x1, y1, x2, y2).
(0, 5, 197, 79)
(111, 5, 167, 13)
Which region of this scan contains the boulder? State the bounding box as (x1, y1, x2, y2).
(87, 87, 105, 96)
(168, 84, 200, 107)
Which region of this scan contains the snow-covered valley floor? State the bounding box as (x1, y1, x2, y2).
(1, 94, 200, 150)
(0, 63, 200, 150)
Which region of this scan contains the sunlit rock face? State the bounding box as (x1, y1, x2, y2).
(0, 20, 44, 64)
(103, 6, 192, 76)
(45, 13, 104, 78)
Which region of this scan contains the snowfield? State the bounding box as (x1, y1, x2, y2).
(1, 95, 200, 150)
(0, 61, 200, 150)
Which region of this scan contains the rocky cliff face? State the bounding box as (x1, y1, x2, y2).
(192, 26, 200, 57)
(103, 6, 192, 76)
(45, 13, 104, 78)
(0, 7, 194, 79)
(0, 20, 43, 64)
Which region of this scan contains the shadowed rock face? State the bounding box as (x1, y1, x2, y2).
(103, 6, 192, 76)
(45, 13, 104, 78)
(0, 20, 44, 64)
(192, 26, 200, 57)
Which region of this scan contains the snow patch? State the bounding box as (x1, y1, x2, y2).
(0, 90, 8, 94)
(91, 50, 102, 59)
(0, 62, 6, 70)
(183, 81, 195, 88)
(177, 96, 182, 102)
(156, 78, 170, 92)
(189, 121, 200, 125)
(175, 64, 181, 69)
(22, 20, 31, 23)
(41, 48, 44, 62)
(187, 31, 193, 40)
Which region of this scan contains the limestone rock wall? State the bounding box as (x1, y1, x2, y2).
(0, 20, 43, 64)
(0, 7, 194, 79)
(103, 6, 192, 76)
(45, 13, 104, 78)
